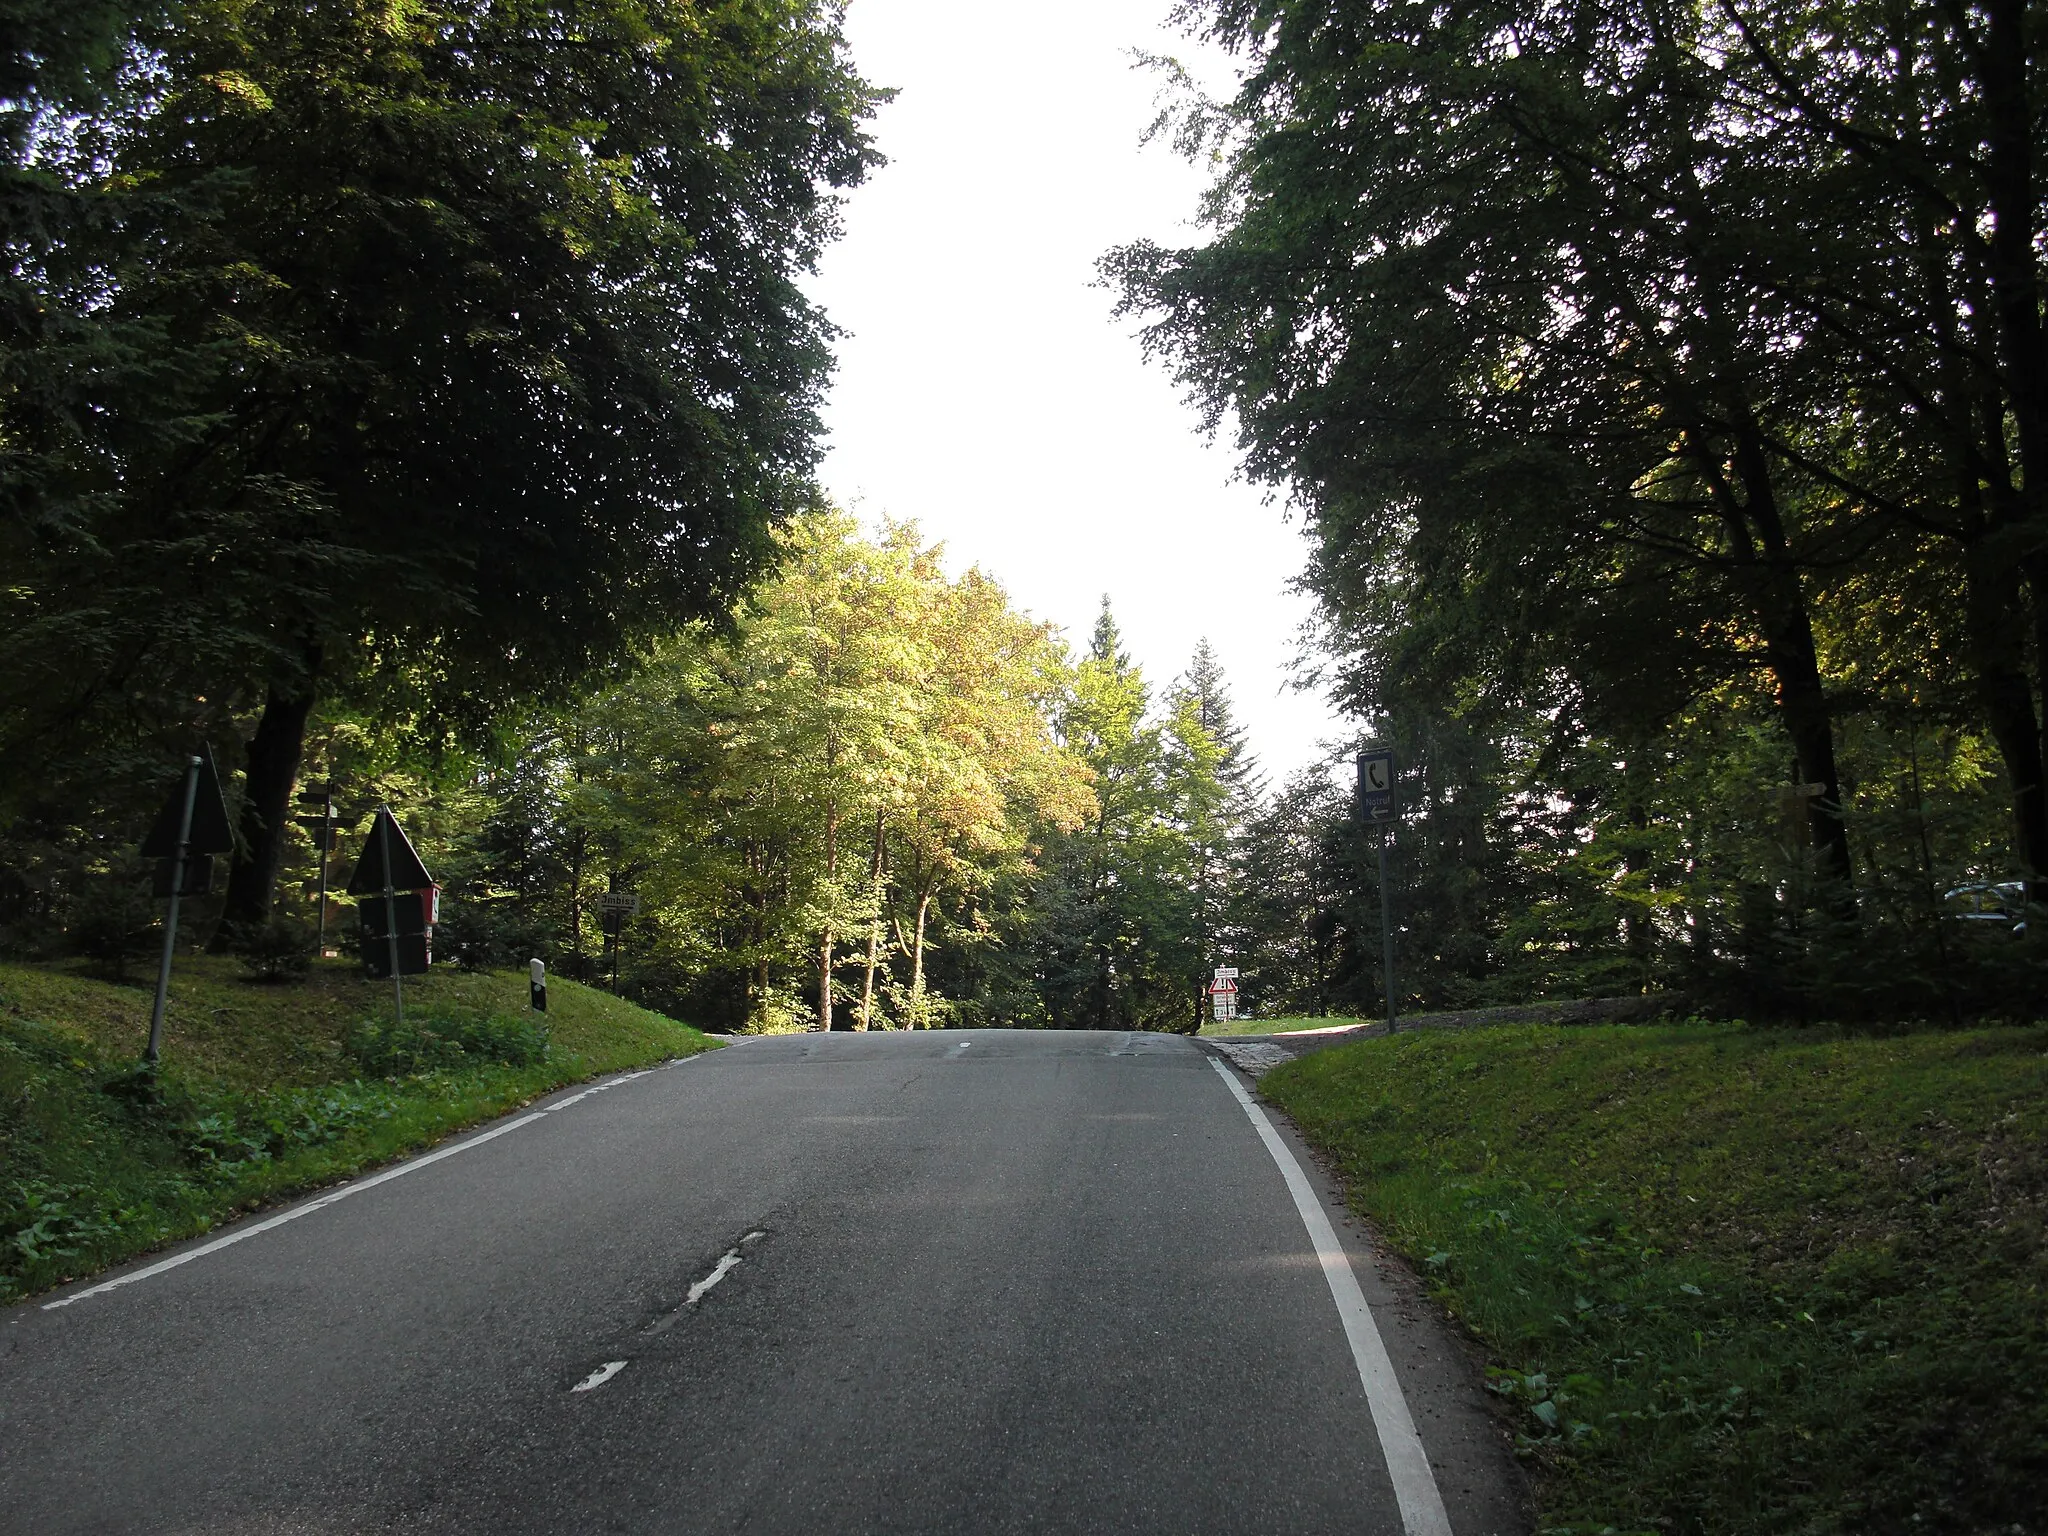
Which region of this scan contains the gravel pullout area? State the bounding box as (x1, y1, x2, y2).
(1203, 995, 1680, 1077)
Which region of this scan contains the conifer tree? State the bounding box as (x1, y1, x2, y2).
(1164, 640, 1261, 1027)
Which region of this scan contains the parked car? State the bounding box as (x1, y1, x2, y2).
(1942, 881, 2032, 938)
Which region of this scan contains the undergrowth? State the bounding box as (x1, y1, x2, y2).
(1260, 1021, 2048, 1536)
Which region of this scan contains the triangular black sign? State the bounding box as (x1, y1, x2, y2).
(345, 807, 435, 895)
(140, 745, 237, 858)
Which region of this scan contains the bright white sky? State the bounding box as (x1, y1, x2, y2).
(804, 0, 1347, 787)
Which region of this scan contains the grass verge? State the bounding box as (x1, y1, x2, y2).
(1259, 1021, 2047, 1535)
(0, 954, 717, 1302)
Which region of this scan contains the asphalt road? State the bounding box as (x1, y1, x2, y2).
(2, 1030, 1526, 1534)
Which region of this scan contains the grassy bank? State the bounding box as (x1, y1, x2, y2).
(1260, 1022, 2048, 1535)
(1, 955, 717, 1302)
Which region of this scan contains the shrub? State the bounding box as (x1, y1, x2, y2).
(184, 1084, 401, 1172)
(223, 915, 315, 983)
(433, 897, 560, 974)
(66, 871, 159, 980)
(345, 1003, 549, 1077)
(743, 991, 814, 1035)
(3, 1180, 126, 1272)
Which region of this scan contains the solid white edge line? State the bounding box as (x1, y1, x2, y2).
(1207, 1056, 1454, 1536)
(41, 1053, 712, 1312)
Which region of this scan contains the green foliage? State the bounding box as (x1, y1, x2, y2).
(1108, 0, 2048, 1021)
(433, 513, 1101, 1032)
(431, 896, 557, 976)
(183, 1083, 403, 1173)
(225, 914, 314, 983)
(1003, 601, 1230, 1031)
(345, 1006, 549, 1078)
(63, 866, 159, 980)
(1263, 1023, 2048, 1533)
(1, 0, 886, 928)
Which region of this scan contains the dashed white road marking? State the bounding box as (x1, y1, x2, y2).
(40, 1054, 714, 1311)
(643, 1231, 766, 1337)
(684, 1250, 743, 1306)
(572, 1361, 628, 1394)
(1207, 1056, 1453, 1536)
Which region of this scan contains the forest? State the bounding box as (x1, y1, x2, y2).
(1109, 0, 2048, 1021)
(4, 0, 2046, 1031)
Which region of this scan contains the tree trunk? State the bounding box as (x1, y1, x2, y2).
(858, 810, 885, 1030)
(1966, 545, 2048, 882)
(1695, 419, 1852, 894)
(1982, 0, 2048, 524)
(2027, 554, 2048, 894)
(1728, 427, 1853, 892)
(1980, 0, 2048, 893)
(1620, 754, 1653, 982)
(212, 655, 321, 944)
(909, 887, 932, 1025)
(819, 777, 838, 1031)
(567, 826, 587, 981)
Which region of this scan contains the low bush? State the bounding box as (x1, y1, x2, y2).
(65, 869, 160, 980)
(226, 914, 315, 983)
(345, 1004, 549, 1077)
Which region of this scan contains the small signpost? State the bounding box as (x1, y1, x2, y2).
(1209, 965, 1239, 1023)
(138, 746, 235, 1064)
(294, 783, 342, 954)
(1358, 745, 1399, 1034)
(345, 808, 436, 1023)
(599, 892, 640, 991)
(530, 958, 548, 1014)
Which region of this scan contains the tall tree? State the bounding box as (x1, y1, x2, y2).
(1163, 639, 1260, 1027)
(1105, 0, 1880, 898)
(1019, 601, 1197, 1031)
(1, 0, 884, 934)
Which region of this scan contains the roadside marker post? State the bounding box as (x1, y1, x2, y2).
(145, 760, 199, 1065)
(380, 814, 401, 1024)
(294, 784, 340, 954)
(345, 808, 436, 1024)
(599, 891, 639, 992)
(1209, 965, 1239, 1023)
(530, 958, 548, 1013)
(1358, 746, 1398, 1035)
(138, 746, 235, 1064)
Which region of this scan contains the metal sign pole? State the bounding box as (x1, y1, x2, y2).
(379, 810, 403, 1025)
(314, 786, 332, 956)
(1379, 826, 1397, 1035)
(146, 757, 202, 1064)
(1357, 745, 1398, 1036)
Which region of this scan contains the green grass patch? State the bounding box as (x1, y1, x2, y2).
(1260, 1022, 2048, 1535)
(0, 954, 717, 1302)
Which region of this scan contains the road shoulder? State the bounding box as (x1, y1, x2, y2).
(1201, 1040, 1532, 1536)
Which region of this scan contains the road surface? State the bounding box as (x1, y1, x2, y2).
(2, 1030, 1525, 1534)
